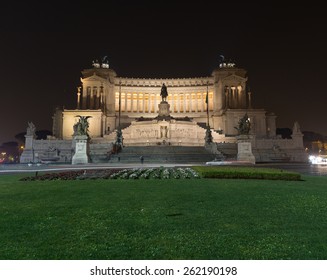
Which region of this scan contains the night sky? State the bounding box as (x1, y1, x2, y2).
(1, 1, 326, 144)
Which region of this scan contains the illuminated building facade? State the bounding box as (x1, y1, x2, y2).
(53, 60, 269, 140)
(21, 59, 307, 163)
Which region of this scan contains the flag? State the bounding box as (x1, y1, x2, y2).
(205, 81, 209, 104)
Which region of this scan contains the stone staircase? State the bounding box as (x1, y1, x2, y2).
(110, 146, 216, 163)
(215, 142, 238, 160)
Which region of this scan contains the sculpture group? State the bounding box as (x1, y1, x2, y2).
(235, 113, 251, 135)
(73, 115, 92, 137)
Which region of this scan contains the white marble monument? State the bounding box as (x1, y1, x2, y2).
(20, 57, 307, 164)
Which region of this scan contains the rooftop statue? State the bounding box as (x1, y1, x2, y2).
(101, 55, 109, 68)
(160, 83, 168, 102)
(92, 56, 109, 69)
(219, 54, 236, 68)
(92, 59, 100, 68)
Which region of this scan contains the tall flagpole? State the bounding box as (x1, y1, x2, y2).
(118, 79, 121, 129)
(205, 80, 212, 144)
(206, 81, 209, 128)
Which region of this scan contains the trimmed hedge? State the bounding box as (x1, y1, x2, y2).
(192, 166, 302, 181)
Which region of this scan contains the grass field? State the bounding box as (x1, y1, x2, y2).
(1, 173, 327, 260)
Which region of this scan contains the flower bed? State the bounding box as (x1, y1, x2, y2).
(110, 167, 200, 180)
(19, 167, 200, 181)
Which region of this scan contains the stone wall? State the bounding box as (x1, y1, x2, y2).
(253, 138, 307, 162)
(20, 138, 113, 163)
(120, 119, 206, 146)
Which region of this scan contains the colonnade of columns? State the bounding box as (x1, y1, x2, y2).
(115, 92, 213, 113)
(78, 86, 105, 110)
(76, 84, 250, 112)
(224, 86, 247, 109)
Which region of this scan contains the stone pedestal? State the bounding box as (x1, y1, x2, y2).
(291, 121, 304, 148)
(158, 101, 170, 116)
(237, 135, 256, 164)
(72, 135, 89, 164)
(20, 135, 34, 163)
(20, 149, 34, 163)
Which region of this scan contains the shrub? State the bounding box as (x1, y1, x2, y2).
(192, 166, 301, 181)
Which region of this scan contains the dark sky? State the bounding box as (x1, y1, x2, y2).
(1, 1, 326, 144)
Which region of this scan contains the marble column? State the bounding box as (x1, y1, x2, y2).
(183, 93, 186, 113)
(90, 87, 93, 109)
(86, 87, 91, 109)
(238, 87, 242, 108)
(100, 86, 104, 109)
(137, 93, 140, 113)
(229, 88, 233, 108)
(96, 88, 101, 109)
(148, 94, 151, 113)
(171, 94, 174, 113)
(201, 92, 204, 112)
(100, 89, 104, 109)
(177, 93, 180, 113)
(131, 93, 134, 112)
(82, 86, 87, 109)
(77, 87, 81, 109)
(142, 93, 145, 113)
(89, 87, 94, 109)
(195, 93, 198, 113)
(123, 93, 127, 112)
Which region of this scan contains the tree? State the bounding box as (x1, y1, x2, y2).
(36, 130, 52, 140)
(0, 142, 19, 163)
(15, 130, 52, 143)
(15, 132, 26, 144)
(276, 128, 292, 139)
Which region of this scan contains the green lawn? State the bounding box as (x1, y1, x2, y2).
(1, 174, 327, 260)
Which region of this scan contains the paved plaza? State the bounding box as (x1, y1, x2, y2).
(0, 162, 326, 176)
